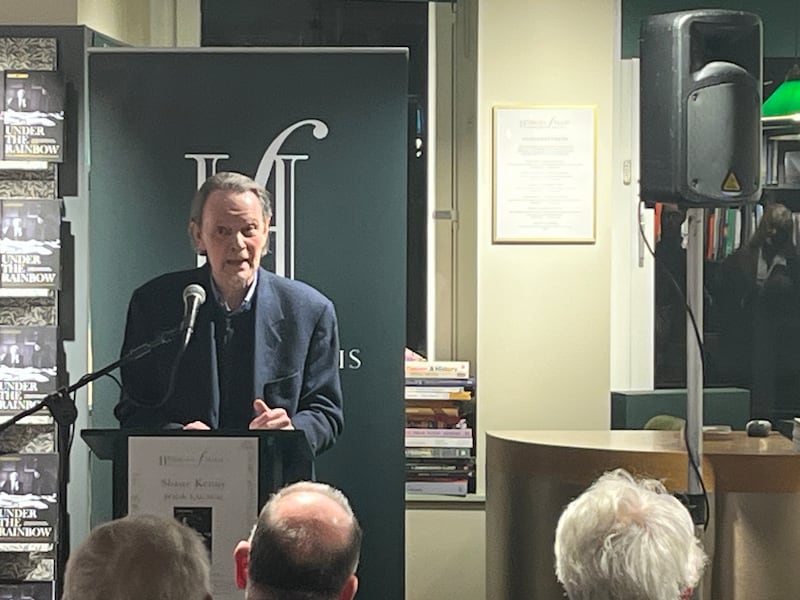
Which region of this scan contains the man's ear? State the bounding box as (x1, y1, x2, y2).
(233, 540, 251, 590)
(189, 221, 206, 254)
(339, 575, 358, 600)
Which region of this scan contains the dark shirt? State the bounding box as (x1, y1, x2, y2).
(214, 301, 256, 429)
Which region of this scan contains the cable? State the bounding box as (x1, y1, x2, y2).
(639, 200, 710, 528)
(104, 372, 123, 391)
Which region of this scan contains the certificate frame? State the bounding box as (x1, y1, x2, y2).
(492, 105, 597, 243)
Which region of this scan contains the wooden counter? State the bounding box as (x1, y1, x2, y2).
(486, 430, 800, 599)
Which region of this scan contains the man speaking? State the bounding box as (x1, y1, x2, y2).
(114, 172, 343, 455)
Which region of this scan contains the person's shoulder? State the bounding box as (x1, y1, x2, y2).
(132, 267, 207, 297)
(259, 269, 333, 307)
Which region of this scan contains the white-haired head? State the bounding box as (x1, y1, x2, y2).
(554, 468, 707, 600)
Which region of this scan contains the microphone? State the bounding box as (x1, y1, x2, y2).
(181, 284, 207, 350)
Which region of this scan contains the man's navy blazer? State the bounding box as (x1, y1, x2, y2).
(115, 265, 344, 455)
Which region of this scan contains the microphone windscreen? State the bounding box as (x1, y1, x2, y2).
(182, 283, 207, 305)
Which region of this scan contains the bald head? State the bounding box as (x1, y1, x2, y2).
(271, 485, 353, 543)
(243, 481, 361, 600)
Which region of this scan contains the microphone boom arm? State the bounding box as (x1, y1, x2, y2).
(0, 324, 181, 434)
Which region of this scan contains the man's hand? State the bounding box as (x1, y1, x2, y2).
(249, 399, 294, 430)
(183, 421, 211, 430)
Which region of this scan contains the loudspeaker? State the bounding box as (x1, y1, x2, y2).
(640, 10, 762, 207)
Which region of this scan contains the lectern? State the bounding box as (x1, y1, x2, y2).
(81, 428, 314, 600)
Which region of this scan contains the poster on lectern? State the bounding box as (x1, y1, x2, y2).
(128, 436, 258, 600)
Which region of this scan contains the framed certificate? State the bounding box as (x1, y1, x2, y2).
(493, 105, 596, 243)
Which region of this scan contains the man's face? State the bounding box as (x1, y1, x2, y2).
(191, 189, 269, 296)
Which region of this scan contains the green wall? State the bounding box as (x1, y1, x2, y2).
(622, 1, 800, 57)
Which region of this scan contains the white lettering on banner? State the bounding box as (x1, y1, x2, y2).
(184, 119, 329, 279)
(183, 121, 365, 370)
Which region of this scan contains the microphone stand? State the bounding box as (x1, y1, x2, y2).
(0, 324, 181, 597)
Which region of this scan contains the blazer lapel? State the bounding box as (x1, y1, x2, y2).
(253, 269, 286, 398)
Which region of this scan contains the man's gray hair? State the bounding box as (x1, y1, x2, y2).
(188, 171, 272, 251)
(554, 468, 707, 600)
(63, 513, 212, 600)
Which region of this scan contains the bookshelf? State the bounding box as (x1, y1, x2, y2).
(0, 32, 69, 600)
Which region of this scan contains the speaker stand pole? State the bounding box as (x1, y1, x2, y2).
(686, 207, 705, 598)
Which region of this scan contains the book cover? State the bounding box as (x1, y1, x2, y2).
(404, 436, 473, 449)
(405, 406, 463, 429)
(404, 387, 472, 400)
(404, 361, 470, 379)
(405, 478, 468, 496)
(406, 457, 476, 477)
(2, 71, 64, 163)
(405, 406, 460, 418)
(0, 199, 61, 289)
(0, 581, 53, 599)
(0, 454, 58, 552)
(405, 446, 472, 459)
(405, 427, 472, 438)
(0, 327, 57, 420)
(724, 208, 737, 257)
(404, 376, 476, 388)
(406, 468, 476, 478)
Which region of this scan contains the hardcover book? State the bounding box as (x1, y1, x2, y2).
(405, 427, 474, 448)
(404, 376, 476, 388)
(405, 447, 472, 459)
(406, 457, 476, 477)
(0, 326, 57, 421)
(405, 406, 463, 429)
(404, 436, 474, 449)
(404, 361, 470, 379)
(405, 478, 468, 496)
(2, 71, 64, 163)
(0, 198, 61, 289)
(0, 453, 58, 552)
(404, 387, 472, 400)
(405, 427, 472, 438)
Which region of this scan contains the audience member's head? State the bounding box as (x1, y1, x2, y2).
(234, 481, 362, 600)
(63, 513, 212, 600)
(751, 202, 794, 259)
(554, 468, 707, 600)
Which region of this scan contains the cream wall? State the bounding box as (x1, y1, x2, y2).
(0, 1, 77, 24)
(475, 0, 616, 465)
(414, 2, 619, 598)
(0, 0, 198, 47)
(406, 503, 485, 600)
(77, 0, 149, 45)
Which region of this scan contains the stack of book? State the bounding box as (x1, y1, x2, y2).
(404, 360, 475, 496)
